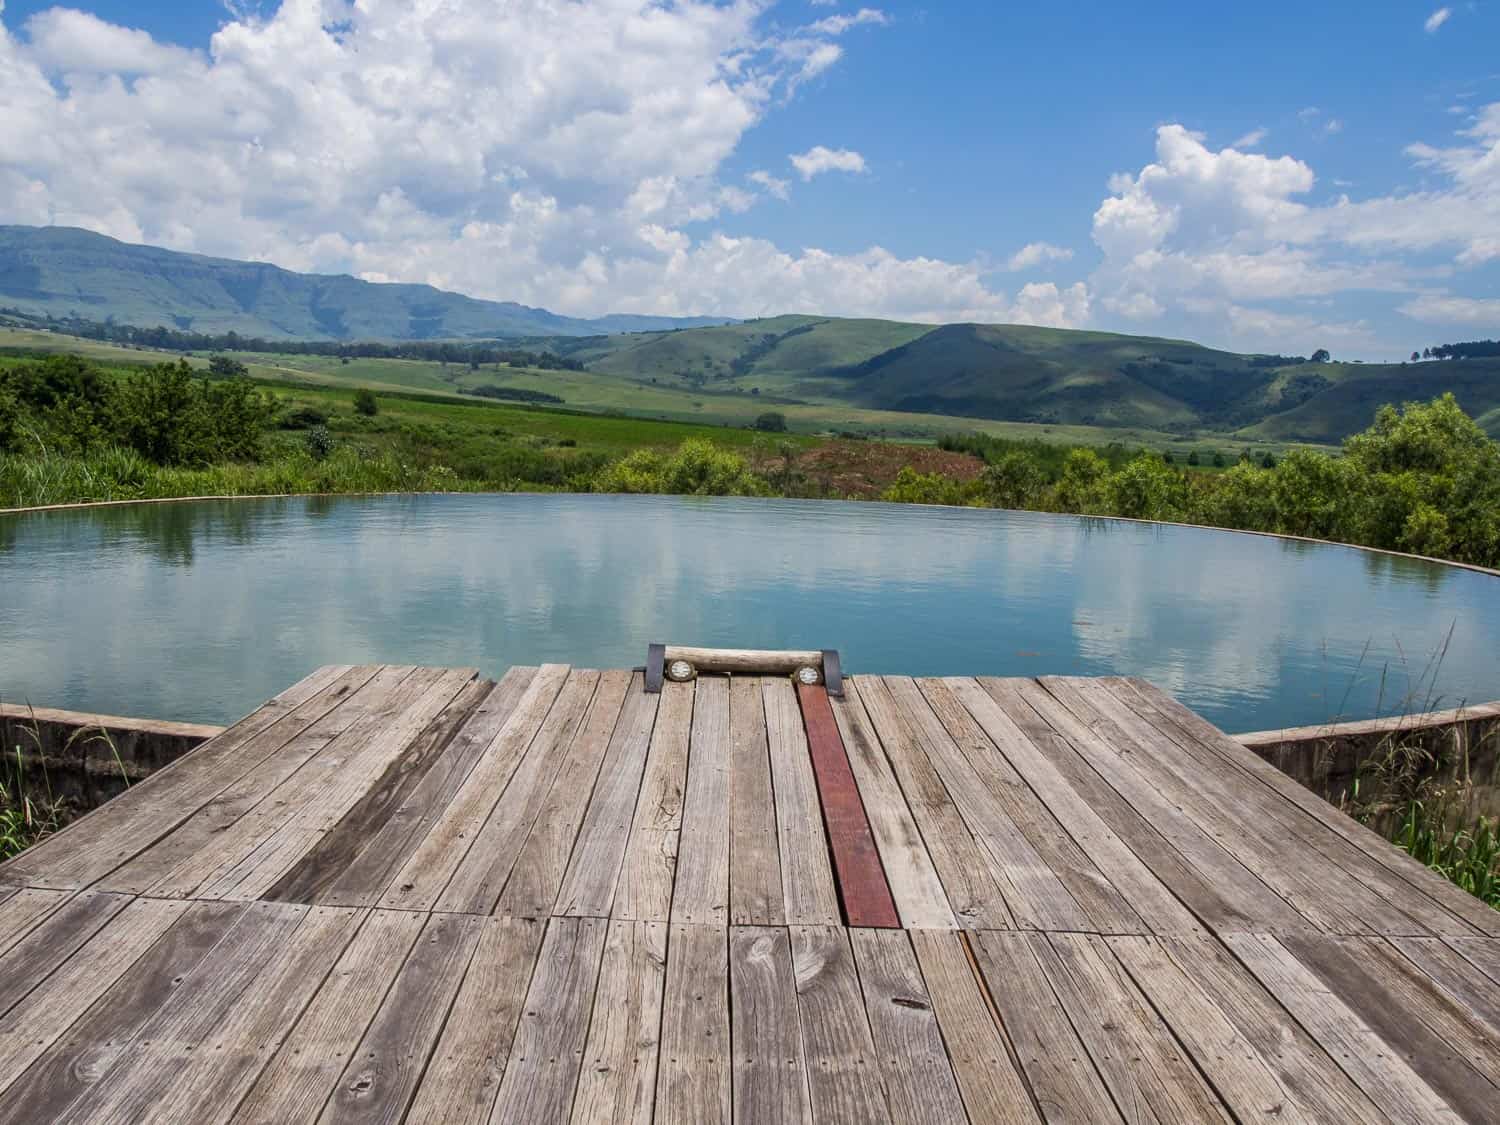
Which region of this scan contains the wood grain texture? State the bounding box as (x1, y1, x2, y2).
(858, 676, 1011, 929)
(231, 909, 427, 1125)
(555, 683, 660, 919)
(655, 923, 730, 1125)
(405, 914, 545, 1125)
(670, 676, 731, 926)
(728, 677, 785, 928)
(1224, 932, 1463, 1123)
(379, 664, 571, 913)
(848, 929, 967, 1124)
(493, 670, 632, 920)
(490, 916, 608, 1125)
(797, 684, 899, 929)
(789, 925, 891, 1123)
(0, 901, 243, 1122)
(829, 679, 954, 928)
(320, 912, 484, 1125)
(615, 681, 694, 922)
(729, 925, 809, 1125)
(570, 919, 667, 1124)
(0, 890, 132, 1018)
(968, 930, 1123, 1125)
(909, 929, 1041, 1123)
(765, 681, 840, 926)
(437, 669, 601, 915)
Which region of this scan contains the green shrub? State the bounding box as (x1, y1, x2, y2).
(881, 467, 968, 506)
(305, 425, 334, 461)
(354, 388, 379, 416)
(279, 405, 329, 430)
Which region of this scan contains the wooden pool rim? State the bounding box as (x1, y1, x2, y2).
(3, 488, 1498, 579)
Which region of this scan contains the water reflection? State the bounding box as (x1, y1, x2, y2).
(0, 494, 1495, 730)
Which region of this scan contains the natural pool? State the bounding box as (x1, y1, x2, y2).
(2, 493, 1497, 732)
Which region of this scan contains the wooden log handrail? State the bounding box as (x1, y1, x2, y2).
(644, 644, 843, 696)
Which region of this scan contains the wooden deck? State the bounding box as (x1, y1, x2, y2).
(0, 664, 1496, 1123)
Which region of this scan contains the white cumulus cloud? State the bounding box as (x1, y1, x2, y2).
(1003, 241, 1074, 271)
(789, 145, 868, 180)
(1425, 7, 1452, 33)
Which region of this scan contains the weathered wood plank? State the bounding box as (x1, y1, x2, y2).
(1119, 677, 1500, 938)
(570, 919, 667, 1124)
(919, 676, 1144, 934)
(946, 676, 1200, 935)
(0, 898, 187, 1099)
(670, 676, 731, 926)
(1224, 932, 1463, 1122)
(98, 665, 387, 896)
(266, 675, 499, 904)
(320, 912, 485, 1124)
(789, 925, 891, 1123)
(1037, 932, 1232, 1123)
(848, 929, 967, 1124)
(1101, 678, 1477, 938)
(231, 909, 427, 1124)
(215, 667, 480, 901)
(829, 679, 954, 929)
(378, 664, 572, 912)
(0, 887, 73, 955)
(1001, 677, 1307, 933)
(908, 929, 1040, 1123)
(1147, 933, 1387, 1123)
(53, 901, 311, 1125)
(405, 915, 545, 1125)
(438, 670, 601, 915)
(728, 677, 785, 928)
(0, 900, 244, 1121)
(968, 930, 1123, 1125)
(308, 668, 537, 908)
(655, 923, 730, 1125)
(858, 677, 1011, 928)
(490, 915, 609, 1125)
(1107, 935, 1314, 1123)
(139, 665, 433, 900)
(493, 670, 632, 920)
(729, 925, 809, 1125)
(555, 683, 661, 919)
(1391, 936, 1500, 1039)
(1279, 932, 1500, 1116)
(615, 681, 694, 922)
(798, 684, 899, 929)
(142, 905, 364, 1124)
(0, 664, 353, 890)
(0, 890, 132, 1019)
(765, 681, 840, 927)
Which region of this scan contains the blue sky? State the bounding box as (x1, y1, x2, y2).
(1, 1, 1497, 357)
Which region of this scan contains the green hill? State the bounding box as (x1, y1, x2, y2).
(0, 226, 729, 340)
(5, 226, 1496, 443)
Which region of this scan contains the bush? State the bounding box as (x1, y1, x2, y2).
(753, 411, 788, 433)
(305, 425, 334, 461)
(353, 389, 379, 416)
(881, 467, 968, 506)
(592, 439, 765, 496)
(279, 405, 329, 430)
(113, 361, 276, 466)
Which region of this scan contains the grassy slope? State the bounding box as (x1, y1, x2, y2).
(0, 327, 1319, 458)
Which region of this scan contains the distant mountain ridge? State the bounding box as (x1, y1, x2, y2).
(0, 225, 731, 340)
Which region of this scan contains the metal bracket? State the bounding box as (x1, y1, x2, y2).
(821, 649, 844, 698)
(644, 643, 666, 694)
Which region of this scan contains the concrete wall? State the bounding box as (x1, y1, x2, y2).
(0, 703, 223, 812)
(1235, 702, 1500, 826)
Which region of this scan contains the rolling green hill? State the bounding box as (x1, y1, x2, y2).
(0, 226, 728, 340)
(574, 318, 1500, 440)
(5, 226, 1496, 443)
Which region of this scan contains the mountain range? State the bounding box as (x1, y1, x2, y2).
(3, 224, 1496, 442)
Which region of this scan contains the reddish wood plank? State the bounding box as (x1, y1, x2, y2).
(796, 683, 899, 929)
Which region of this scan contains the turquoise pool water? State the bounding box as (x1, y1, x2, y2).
(2, 493, 1497, 731)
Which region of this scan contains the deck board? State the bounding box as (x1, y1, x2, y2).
(0, 664, 1493, 1123)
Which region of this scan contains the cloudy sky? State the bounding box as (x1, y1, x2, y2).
(1, 0, 1497, 358)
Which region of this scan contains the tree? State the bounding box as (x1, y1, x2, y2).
(753, 411, 787, 433)
(1211, 451, 1225, 468)
(1186, 450, 1200, 466)
(354, 388, 379, 416)
(1310, 348, 1331, 364)
(208, 355, 249, 379)
(1411, 352, 1421, 363)
(1259, 451, 1277, 469)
